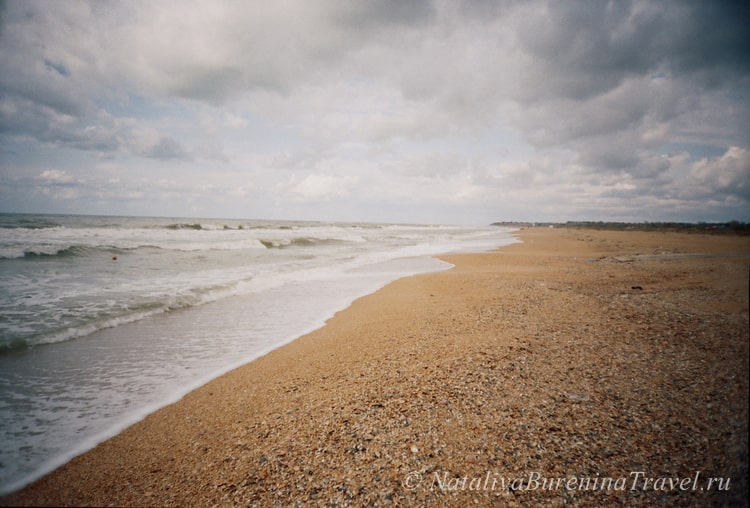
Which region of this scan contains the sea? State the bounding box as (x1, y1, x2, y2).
(0, 213, 518, 494)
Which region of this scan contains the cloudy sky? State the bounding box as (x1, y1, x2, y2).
(1, 1, 748, 224)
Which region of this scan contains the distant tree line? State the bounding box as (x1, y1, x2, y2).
(492, 221, 750, 234)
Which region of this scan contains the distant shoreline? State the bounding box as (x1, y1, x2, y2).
(492, 220, 750, 234)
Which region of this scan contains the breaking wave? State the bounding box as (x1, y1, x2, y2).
(259, 237, 352, 249)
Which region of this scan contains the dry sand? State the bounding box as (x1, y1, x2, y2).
(2, 227, 748, 507)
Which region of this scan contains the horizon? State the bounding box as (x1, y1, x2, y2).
(1, 210, 748, 228)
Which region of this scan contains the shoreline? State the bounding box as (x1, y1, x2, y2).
(2, 227, 748, 506)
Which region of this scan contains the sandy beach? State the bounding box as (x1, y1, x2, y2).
(2, 227, 748, 507)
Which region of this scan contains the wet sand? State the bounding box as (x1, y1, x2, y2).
(2, 227, 748, 507)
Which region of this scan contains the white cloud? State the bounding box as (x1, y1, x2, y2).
(224, 113, 248, 129)
(38, 170, 74, 183)
(284, 173, 358, 202)
(688, 147, 750, 199)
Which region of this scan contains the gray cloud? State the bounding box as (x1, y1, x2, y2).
(0, 0, 747, 223)
(513, 1, 750, 100)
(334, 0, 435, 30)
(142, 136, 190, 160)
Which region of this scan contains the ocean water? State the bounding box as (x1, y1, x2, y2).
(0, 213, 518, 494)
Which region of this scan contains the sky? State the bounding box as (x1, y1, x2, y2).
(1, 1, 748, 225)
